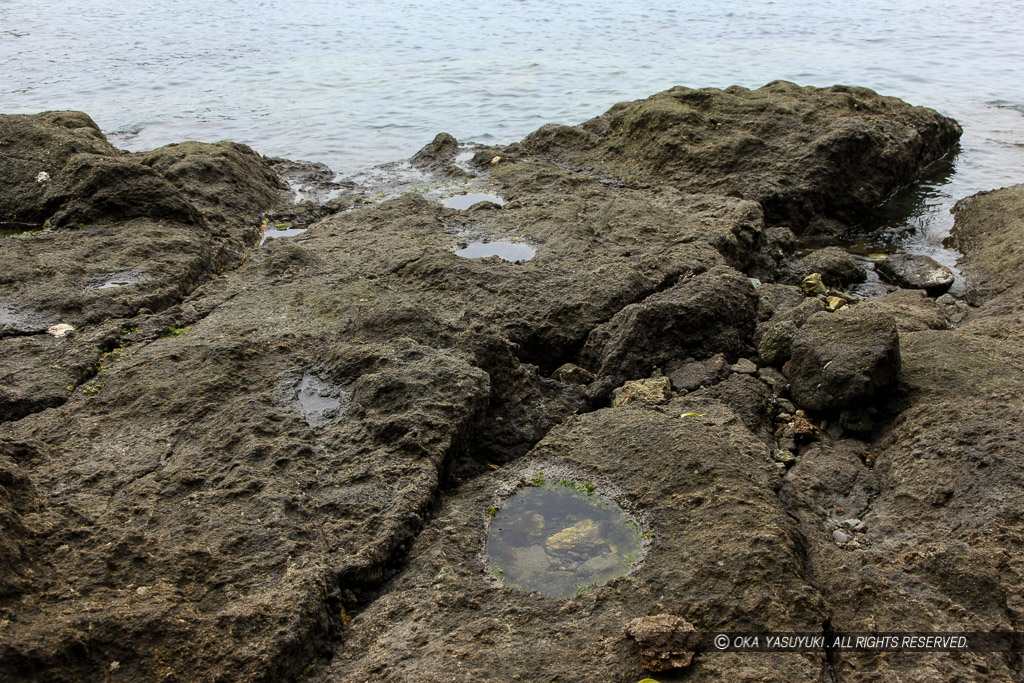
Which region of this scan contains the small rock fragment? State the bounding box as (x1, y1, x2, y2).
(612, 377, 672, 407)
(826, 295, 847, 311)
(833, 530, 851, 544)
(730, 358, 757, 374)
(773, 449, 796, 465)
(624, 614, 698, 672)
(758, 320, 798, 367)
(802, 273, 827, 296)
(551, 363, 596, 385)
(46, 323, 75, 338)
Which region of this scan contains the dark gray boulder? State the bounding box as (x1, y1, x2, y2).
(784, 309, 901, 411)
(875, 253, 954, 295)
(581, 266, 758, 398)
(789, 246, 867, 288)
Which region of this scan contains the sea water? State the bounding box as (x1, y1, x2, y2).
(2, 0, 1023, 265)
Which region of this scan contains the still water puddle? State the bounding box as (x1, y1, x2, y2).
(0, 222, 43, 237)
(296, 373, 350, 428)
(442, 193, 505, 210)
(456, 240, 535, 262)
(260, 224, 309, 246)
(487, 476, 647, 598)
(90, 272, 141, 290)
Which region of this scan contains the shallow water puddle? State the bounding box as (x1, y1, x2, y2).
(487, 476, 647, 598)
(455, 240, 535, 262)
(296, 373, 350, 428)
(91, 272, 141, 290)
(0, 222, 42, 237)
(442, 193, 505, 210)
(260, 225, 308, 246)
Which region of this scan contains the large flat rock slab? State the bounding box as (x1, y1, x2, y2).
(327, 405, 827, 681)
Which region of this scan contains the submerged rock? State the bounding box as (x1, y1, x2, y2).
(545, 518, 601, 553)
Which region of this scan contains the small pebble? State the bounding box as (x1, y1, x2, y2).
(730, 358, 757, 374)
(833, 530, 851, 544)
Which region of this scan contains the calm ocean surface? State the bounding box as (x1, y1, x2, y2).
(2, 0, 1023, 263)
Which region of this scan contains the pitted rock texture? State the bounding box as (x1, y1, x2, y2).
(517, 81, 961, 231)
(785, 309, 901, 411)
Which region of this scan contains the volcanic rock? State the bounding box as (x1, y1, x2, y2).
(875, 253, 954, 295)
(785, 309, 901, 411)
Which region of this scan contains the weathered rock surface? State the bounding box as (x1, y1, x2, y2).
(874, 252, 954, 295)
(325, 408, 825, 681)
(580, 265, 758, 399)
(785, 309, 901, 411)
(517, 81, 961, 231)
(789, 246, 867, 287)
(2, 85, 1008, 683)
(951, 184, 1024, 311)
(775, 185, 1024, 681)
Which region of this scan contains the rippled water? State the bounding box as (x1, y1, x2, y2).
(3, 0, 1023, 264)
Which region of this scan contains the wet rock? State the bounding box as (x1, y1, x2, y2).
(785, 309, 901, 411)
(519, 81, 961, 231)
(758, 320, 798, 367)
(951, 184, 1024, 308)
(546, 518, 601, 553)
(611, 376, 672, 407)
(551, 363, 595, 385)
(935, 293, 966, 318)
(581, 266, 758, 398)
(875, 253, 954, 295)
(790, 247, 867, 288)
(0, 111, 120, 224)
(667, 353, 730, 393)
(0, 303, 54, 338)
(624, 614, 698, 672)
(410, 132, 459, 171)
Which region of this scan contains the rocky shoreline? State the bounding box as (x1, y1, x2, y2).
(1, 82, 1022, 681)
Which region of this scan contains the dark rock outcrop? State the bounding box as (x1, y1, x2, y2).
(785, 309, 901, 411)
(580, 266, 758, 398)
(1, 87, 1001, 683)
(518, 81, 961, 231)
